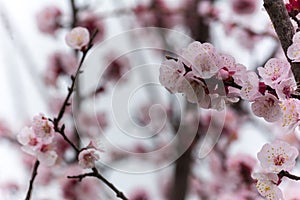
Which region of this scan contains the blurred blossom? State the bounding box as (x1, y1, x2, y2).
(230, 0, 258, 15)
(36, 5, 62, 35)
(78, 12, 105, 43)
(129, 189, 149, 200)
(44, 52, 78, 86)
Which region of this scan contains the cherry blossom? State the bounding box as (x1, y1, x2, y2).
(17, 127, 39, 154)
(292, 31, 300, 43)
(287, 32, 300, 62)
(159, 59, 185, 93)
(17, 114, 58, 166)
(240, 71, 261, 101)
(256, 179, 283, 200)
(230, 0, 258, 15)
(257, 58, 291, 88)
(36, 143, 58, 166)
(251, 93, 282, 122)
(275, 77, 297, 100)
(257, 140, 299, 173)
(65, 27, 90, 50)
(253, 172, 283, 200)
(287, 43, 300, 62)
(78, 12, 105, 43)
(176, 73, 207, 104)
(280, 99, 300, 131)
(32, 113, 55, 143)
(44, 52, 78, 86)
(180, 41, 222, 79)
(36, 6, 62, 35)
(78, 141, 102, 169)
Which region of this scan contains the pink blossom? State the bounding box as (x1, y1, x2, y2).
(292, 31, 300, 43)
(226, 154, 256, 185)
(65, 27, 90, 50)
(36, 143, 58, 166)
(17, 127, 39, 154)
(231, 63, 247, 85)
(251, 93, 282, 122)
(78, 143, 101, 169)
(258, 58, 291, 88)
(275, 77, 297, 99)
(257, 140, 299, 173)
(44, 52, 78, 86)
(176, 73, 207, 104)
(240, 71, 261, 101)
(216, 54, 238, 80)
(32, 113, 55, 143)
(287, 32, 300, 62)
(17, 114, 58, 166)
(129, 189, 149, 200)
(256, 179, 283, 200)
(36, 6, 62, 35)
(104, 53, 130, 83)
(287, 43, 300, 62)
(230, 0, 258, 15)
(78, 12, 105, 43)
(252, 172, 283, 200)
(159, 59, 184, 93)
(280, 99, 300, 131)
(180, 42, 222, 78)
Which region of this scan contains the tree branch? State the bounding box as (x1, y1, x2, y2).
(24, 160, 40, 200)
(278, 170, 300, 181)
(68, 167, 129, 200)
(263, 0, 300, 82)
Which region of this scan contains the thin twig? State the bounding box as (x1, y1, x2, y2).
(48, 30, 129, 200)
(68, 167, 129, 200)
(25, 160, 40, 200)
(278, 170, 300, 181)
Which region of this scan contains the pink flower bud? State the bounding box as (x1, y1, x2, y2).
(65, 27, 90, 50)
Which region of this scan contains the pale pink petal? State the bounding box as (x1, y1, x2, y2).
(292, 32, 300, 43)
(287, 43, 300, 61)
(65, 27, 90, 50)
(251, 93, 282, 122)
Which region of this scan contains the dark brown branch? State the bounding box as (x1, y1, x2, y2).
(263, 0, 300, 82)
(278, 170, 300, 181)
(25, 160, 40, 200)
(49, 30, 128, 200)
(53, 30, 98, 124)
(70, 0, 78, 27)
(68, 167, 129, 200)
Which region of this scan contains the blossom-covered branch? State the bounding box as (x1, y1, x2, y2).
(263, 0, 300, 82)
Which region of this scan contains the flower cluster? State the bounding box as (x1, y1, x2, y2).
(253, 58, 298, 127)
(160, 41, 300, 132)
(159, 41, 244, 110)
(78, 141, 102, 169)
(253, 140, 299, 200)
(17, 113, 58, 166)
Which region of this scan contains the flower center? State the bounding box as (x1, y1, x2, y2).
(274, 155, 285, 166)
